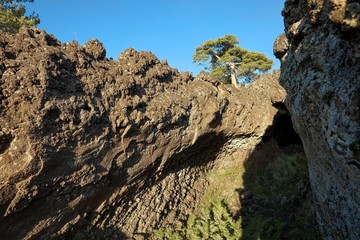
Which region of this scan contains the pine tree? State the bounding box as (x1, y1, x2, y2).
(0, 0, 39, 33)
(193, 34, 273, 86)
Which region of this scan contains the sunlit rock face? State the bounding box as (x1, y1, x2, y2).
(0, 27, 285, 239)
(274, 0, 360, 239)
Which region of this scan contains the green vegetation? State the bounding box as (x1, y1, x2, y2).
(247, 153, 308, 203)
(153, 200, 242, 240)
(242, 151, 321, 239)
(193, 34, 273, 86)
(152, 143, 321, 239)
(200, 155, 245, 214)
(242, 214, 287, 240)
(0, 0, 39, 33)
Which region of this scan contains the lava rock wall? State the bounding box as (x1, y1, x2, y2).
(0, 27, 284, 239)
(274, 0, 360, 239)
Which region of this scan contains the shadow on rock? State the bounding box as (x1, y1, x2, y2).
(237, 109, 321, 240)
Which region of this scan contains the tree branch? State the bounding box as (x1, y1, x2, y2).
(209, 50, 221, 60)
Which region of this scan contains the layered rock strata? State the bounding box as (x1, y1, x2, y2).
(0, 27, 284, 239)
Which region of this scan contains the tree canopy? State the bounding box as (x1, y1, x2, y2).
(0, 0, 39, 33)
(193, 34, 273, 86)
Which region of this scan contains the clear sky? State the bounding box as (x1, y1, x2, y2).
(26, 0, 285, 75)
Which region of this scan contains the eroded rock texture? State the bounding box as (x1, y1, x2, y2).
(0, 27, 284, 239)
(275, 0, 360, 239)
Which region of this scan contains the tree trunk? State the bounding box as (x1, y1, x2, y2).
(229, 62, 237, 86)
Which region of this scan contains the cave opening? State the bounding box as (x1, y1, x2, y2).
(268, 102, 302, 147)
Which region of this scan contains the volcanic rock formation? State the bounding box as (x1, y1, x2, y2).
(0, 27, 285, 239)
(274, 0, 360, 239)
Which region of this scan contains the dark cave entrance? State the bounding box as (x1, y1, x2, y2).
(268, 102, 302, 147)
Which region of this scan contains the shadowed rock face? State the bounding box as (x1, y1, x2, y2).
(0, 27, 284, 239)
(275, 0, 360, 239)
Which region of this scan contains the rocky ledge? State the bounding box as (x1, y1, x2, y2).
(0, 27, 284, 239)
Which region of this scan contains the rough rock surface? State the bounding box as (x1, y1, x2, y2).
(274, 0, 360, 239)
(0, 27, 284, 239)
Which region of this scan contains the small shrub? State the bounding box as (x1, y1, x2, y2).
(152, 200, 242, 240)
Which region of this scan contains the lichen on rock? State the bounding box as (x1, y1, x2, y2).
(275, 0, 360, 239)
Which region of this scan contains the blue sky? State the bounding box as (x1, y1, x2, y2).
(26, 0, 285, 75)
